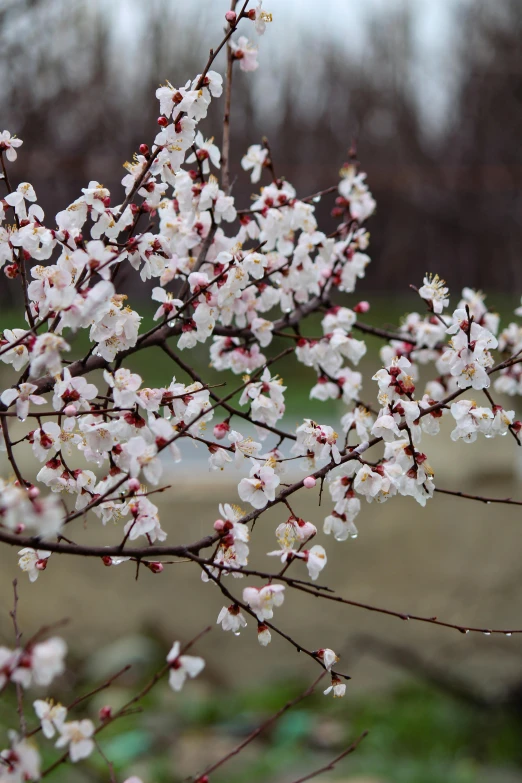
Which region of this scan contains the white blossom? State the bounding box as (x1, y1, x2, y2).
(166, 641, 205, 691)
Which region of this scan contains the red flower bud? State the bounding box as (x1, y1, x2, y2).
(146, 561, 164, 574)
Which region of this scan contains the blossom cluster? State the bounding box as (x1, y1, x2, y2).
(0, 633, 205, 779)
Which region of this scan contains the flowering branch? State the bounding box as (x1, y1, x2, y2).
(0, 2, 520, 779)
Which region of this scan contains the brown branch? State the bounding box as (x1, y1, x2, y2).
(287, 731, 369, 783)
(197, 561, 352, 680)
(435, 487, 522, 507)
(0, 528, 218, 559)
(193, 671, 327, 780)
(187, 554, 522, 637)
(10, 580, 26, 734)
(1, 415, 29, 487)
(161, 342, 297, 441)
(236, 184, 339, 216)
(221, 0, 238, 194)
(353, 319, 416, 345)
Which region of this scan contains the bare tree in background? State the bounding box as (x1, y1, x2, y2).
(1, 0, 522, 304)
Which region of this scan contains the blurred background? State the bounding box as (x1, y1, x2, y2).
(1, 1, 522, 781)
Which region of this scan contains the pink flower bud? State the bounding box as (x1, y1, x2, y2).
(14, 523, 25, 534)
(128, 478, 141, 493)
(157, 116, 169, 127)
(139, 143, 149, 156)
(63, 404, 77, 417)
(99, 705, 112, 721)
(147, 561, 164, 574)
(213, 421, 230, 440)
(225, 10, 237, 23)
(102, 556, 112, 567)
(354, 300, 370, 314)
(214, 519, 226, 532)
(35, 559, 48, 571)
(303, 476, 316, 489)
(28, 486, 40, 499)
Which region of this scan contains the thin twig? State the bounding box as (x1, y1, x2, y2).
(193, 671, 327, 780)
(287, 731, 369, 783)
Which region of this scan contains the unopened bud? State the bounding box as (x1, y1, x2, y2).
(139, 143, 149, 156)
(247, 8, 256, 19)
(354, 301, 370, 314)
(213, 421, 230, 440)
(213, 518, 226, 532)
(146, 561, 164, 574)
(157, 116, 169, 127)
(99, 705, 112, 721)
(63, 404, 77, 417)
(102, 556, 112, 567)
(28, 486, 40, 499)
(225, 10, 237, 23)
(303, 476, 316, 489)
(14, 523, 25, 535)
(35, 559, 48, 572)
(128, 478, 141, 493)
